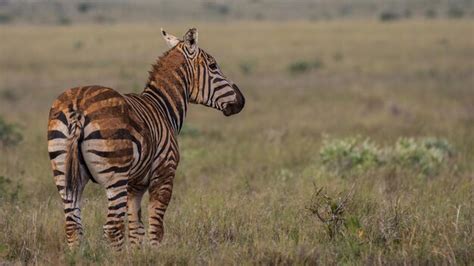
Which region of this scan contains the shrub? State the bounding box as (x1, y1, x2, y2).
(311, 59, 323, 70)
(320, 136, 383, 176)
(319, 136, 454, 177)
(391, 137, 453, 176)
(373, 199, 412, 246)
(425, 9, 437, 19)
(73, 40, 83, 50)
(379, 11, 400, 22)
(447, 6, 464, 18)
(77, 2, 95, 14)
(333, 52, 344, 62)
(94, 15, 114, 24)
(203, 2, 230, 16)
(288, 59, 323, 75)
(0, 14, 11, 24)
(255, 13, 264, 21)
(0, 89, 18, 102)
(403, 9, 412, 18)
(0, 116, 22, 147)
(57, 16, 71, 25)
(288, 61, 310, 74)
(421, 137, 454, 156)
(307, 185, 355, 239)
(0, 176, 21, 202)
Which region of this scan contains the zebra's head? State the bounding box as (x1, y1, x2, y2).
(161, 28, 245, 116)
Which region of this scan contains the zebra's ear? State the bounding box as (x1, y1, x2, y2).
(161, 28, 180, 48)
(183, 28, 198, 52)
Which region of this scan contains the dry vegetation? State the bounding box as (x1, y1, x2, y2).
(0, 20, 473, 264)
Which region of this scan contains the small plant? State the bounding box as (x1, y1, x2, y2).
(0, 176, 21, 202)
(307, 185, 355, 239)
(0, 116, 22, 147)
(0, 89, 18, 102)
(375, 199, 411, 245)
(73, 40, 84, 50)
(288, 59, 323, 75)
(288, 61, 310, 74)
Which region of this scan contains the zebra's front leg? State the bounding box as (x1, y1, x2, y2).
(103, 177, 128, 250)
(148, 172, 175, 246)
(127, 188, 146, 247)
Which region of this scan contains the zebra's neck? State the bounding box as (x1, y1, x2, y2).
(141, 48, 193, 134)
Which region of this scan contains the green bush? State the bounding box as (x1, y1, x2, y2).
(320, 136, 383, 176)
(320, 136, 454, 177)
(0, 116, 22, 147)
(391, 137, 453, 176)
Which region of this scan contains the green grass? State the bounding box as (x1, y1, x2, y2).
(0, 20, 473, 264)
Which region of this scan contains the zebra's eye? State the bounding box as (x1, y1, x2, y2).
(209, 63, 217, 70)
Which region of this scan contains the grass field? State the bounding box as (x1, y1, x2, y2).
(0, 20, 473, 264)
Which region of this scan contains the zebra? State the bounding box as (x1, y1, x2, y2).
(47, 28, 245, 249)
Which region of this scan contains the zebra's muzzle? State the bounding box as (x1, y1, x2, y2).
(223, 84, 245, 116)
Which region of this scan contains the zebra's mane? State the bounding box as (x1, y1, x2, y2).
(147, 44, 186, 86)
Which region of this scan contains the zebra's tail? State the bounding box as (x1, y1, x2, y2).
(64, 111, 85, 201)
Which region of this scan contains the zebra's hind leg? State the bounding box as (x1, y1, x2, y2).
(127, 189, 146, 247)
(103, 176, 128, 250)
(148, 171, 175, 246)
(53, 164, 89, 247)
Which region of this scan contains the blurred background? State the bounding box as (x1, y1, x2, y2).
(0, 0, 473, 264)
(1, 0, 473, 23)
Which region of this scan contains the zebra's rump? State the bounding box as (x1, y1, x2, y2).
(48, 86, 140, 186)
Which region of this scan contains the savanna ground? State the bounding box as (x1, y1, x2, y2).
(0, 20, 473, 264)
